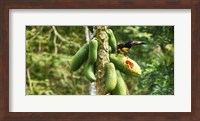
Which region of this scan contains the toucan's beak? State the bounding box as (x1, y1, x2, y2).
(131, 41, 146, 45)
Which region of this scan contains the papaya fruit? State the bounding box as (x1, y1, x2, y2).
(84, 60, 96, 82)
(89, 38, 98, 63)
(107, 29, 117, 53)
(112, 71, 127, 95)
(104, 63, 117, 92)
(71, 43, 89, 71)
(108, 46, 112, 53)
(109, 54, 141, 77)
(126, 85, 129, 95)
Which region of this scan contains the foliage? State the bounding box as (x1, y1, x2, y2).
(26, 26, 174, 95)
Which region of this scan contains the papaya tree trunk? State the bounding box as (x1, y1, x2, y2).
(95, 26, 109, 95)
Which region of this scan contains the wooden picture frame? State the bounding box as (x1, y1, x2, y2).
(0, 0, 199, 121)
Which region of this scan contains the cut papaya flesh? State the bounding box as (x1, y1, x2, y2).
(125, 59, 134, 69)
(109, 54, 141, 77)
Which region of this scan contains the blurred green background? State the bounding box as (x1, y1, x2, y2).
(26, 26, 174, 95)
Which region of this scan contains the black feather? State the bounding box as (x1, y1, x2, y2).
(117, 41, 145, 55)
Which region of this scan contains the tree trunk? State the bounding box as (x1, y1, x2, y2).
(95, 26, 110, 95)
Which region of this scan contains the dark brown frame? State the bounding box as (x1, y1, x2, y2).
(0, 0, 199, 121)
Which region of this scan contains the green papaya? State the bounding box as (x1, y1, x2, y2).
(89, 38, 98, 63)
(126, 85, 129, 95)
(112, 71, 127, 95)
(84, 60, 96, 82)
(109, 54, 141, 77)
(108, 46, 112, 53)
(107, 29, 117, 53)
(104, 63, 117, 92)
(71, 43, 89, 71)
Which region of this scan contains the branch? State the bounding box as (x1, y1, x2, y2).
(52, 26, 67, 42)
(26, 68, 33, 93)
(53, 35, 58, 54)
(85, 26, 90, 42)
(29, 26, 44, 41)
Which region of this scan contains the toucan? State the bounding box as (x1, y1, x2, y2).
(117, 41, 146, 55)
